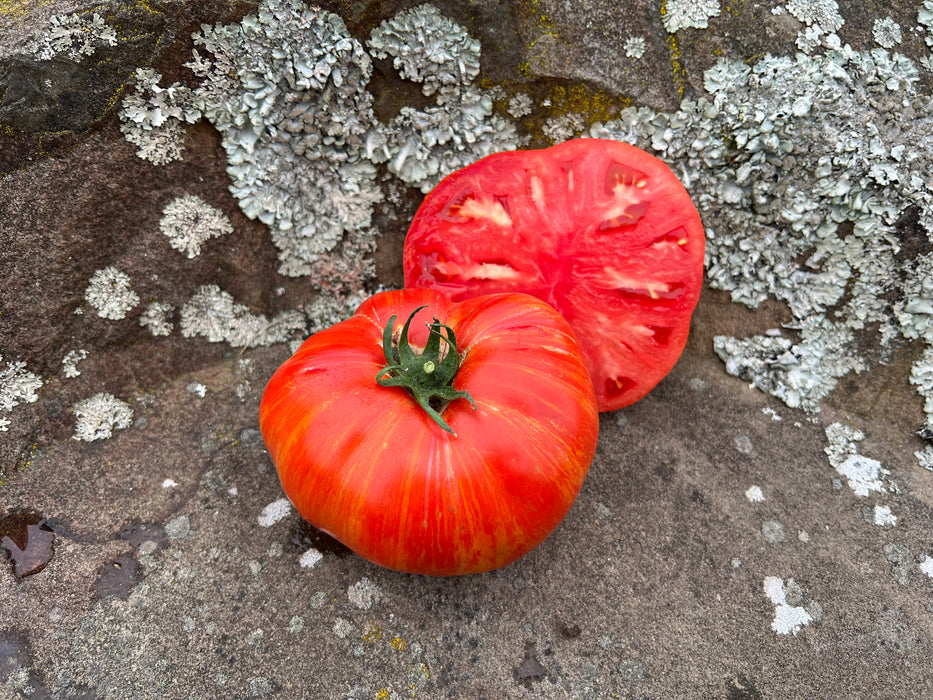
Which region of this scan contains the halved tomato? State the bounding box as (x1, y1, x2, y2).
(403, 138, 705, 411)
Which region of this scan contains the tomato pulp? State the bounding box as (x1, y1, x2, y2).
(403, 138, 705, 411)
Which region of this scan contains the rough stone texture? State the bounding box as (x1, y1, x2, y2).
(3, 0, 933, 698)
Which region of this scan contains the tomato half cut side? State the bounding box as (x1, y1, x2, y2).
(403, 138, 705, 412)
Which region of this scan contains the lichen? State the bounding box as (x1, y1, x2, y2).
(118, 0, 521, 281)
(179, 285, 305, 348)
(824, 422, 889, 496)
(909, 347, 933, 430)
(84, 267, 140, 320)
(62, 349, 88, 379)
(118, 69, 201, 165)
(624, 37, 647, 60)
(662, 0, 721, 34)
(921, 1, 933, 48)
(785, 0, 844, 33)
(72, 393, 133, 442)
(367, 3, 481, 97)
(592, 46, 933, 437)
(186, 0, 382, 277)
(27, 11, 117, 62)
(542, 113, 585, 144)
(507, 93, 533, 119)
(371, 8, 518, 194)
(139, 302, 174, 337)
(379, 87, 519, 193)
(0, 356, 42, 425)
(713, 321, 863, 412)
(872, 18, 902, 50)
(159, 195, 233, 259)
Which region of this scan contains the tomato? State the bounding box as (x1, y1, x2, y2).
(403, 138, 705, 412)
(259, 288, 598, 576)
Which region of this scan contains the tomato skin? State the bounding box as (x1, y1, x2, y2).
(259, 288, 598, 576)
(403, 138, 705, 412)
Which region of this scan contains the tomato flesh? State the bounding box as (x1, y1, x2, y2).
(403, 138, 705, 411)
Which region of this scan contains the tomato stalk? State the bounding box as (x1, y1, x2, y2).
(376, 305, 476, 435)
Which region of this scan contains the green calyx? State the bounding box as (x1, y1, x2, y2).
(376, 305, 476, 435)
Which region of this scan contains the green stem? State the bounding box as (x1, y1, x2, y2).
(376, 305, 476, 435)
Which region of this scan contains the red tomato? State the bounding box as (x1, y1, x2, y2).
(403, 138, 705, 412)
(259, 288, 598, 576)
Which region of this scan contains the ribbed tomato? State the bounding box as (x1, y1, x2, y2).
(403, 138, 705, 412)
(259, 288, 598, 576)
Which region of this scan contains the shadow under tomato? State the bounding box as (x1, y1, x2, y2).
(289, 518, 352, 559)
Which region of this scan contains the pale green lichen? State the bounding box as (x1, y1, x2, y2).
(119, 0, 520, 275)
(27, 11, 117, 62)
(139, 302, 174, 337)
(367, 3, 481, 97)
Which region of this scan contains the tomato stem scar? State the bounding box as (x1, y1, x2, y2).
(376, 305, 476, 435)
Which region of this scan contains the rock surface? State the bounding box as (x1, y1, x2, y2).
(3, 1, 933, 698)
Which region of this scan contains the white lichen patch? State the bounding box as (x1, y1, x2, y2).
(624, 36, 647, 59)
(119, 0, 520, 283)
(662, 0, 721, 33)
(915, 445, 933, 472)
(909, 348, 933, 438)
(72, 393, 133, 442)
(159, 195, 233, 258)
(27, 12, 117, 62)
(299, 548, 323, 569)
(84, 267, 140, 320)
(348, 577, 382, 610)
(507, 93, 533, 119)
(179, 285, 305, 348)
(920, 1, 933, 47)
(0, 357, 43, 425)
(257, 498, 292, 527)
(745, 485, 765, 503)
(763, 576, 814, 635)
(185, 382, 206, 398)
(139, 302, 175, 337)
(824, 422, 889, 496)
(785, 0, 844, 35)
(836, 455, 886, 497)
(367, 3, 481, 96)
(62, 349, 88, 378)
(873, 504, 897, 527)
(872, 17, 902, 49)
(920, 555, 933, 578)
(378, 86, 519, 193)
(713, 320, 863, 412)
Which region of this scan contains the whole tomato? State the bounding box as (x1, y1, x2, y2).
(259, 288, 598, 575)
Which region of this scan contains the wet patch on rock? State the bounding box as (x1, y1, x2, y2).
(0, 511, 55, 578)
